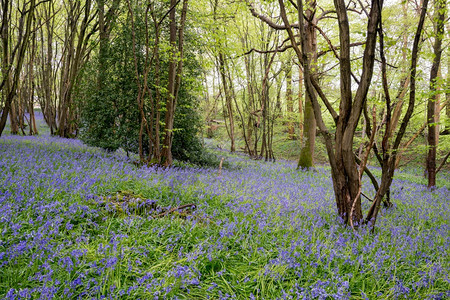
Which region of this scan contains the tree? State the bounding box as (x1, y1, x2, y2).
(79, 0, 205, 167)
(160, 0, 190, 166)
(249, 0, 318, 167)
(426, 0, 446, 188)
(251, 0, 430, 228)
(58, 0, 96, 138)
(285, 60, 295, 140)
(35, 0, 58, 135)
(288, 0, 382, 225)
(202, 0, 283, 159)
(0, 0, 38, 137)
(296, 0, 317, 169)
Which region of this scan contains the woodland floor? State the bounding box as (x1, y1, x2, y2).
(0, 115, 449, 299)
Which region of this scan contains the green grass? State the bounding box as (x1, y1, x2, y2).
(0, 130, 449, 299)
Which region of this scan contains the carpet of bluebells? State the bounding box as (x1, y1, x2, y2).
(0, 132, 449, 299)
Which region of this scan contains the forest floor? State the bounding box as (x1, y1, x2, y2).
(207, 122, 450, 173)
(1, 129, 449, 299)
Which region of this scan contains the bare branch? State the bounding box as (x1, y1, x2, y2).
(317, 9, 336, 21)
(317, 41, 365, 57)
(247, 0, 338, 122)
(436, 152, 449, 174)
(248, 1, 299, 30)
(351, 106, 377, 230)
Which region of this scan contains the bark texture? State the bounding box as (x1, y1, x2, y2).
(426, 0, 445, 188)
(297, 0, 317, 169)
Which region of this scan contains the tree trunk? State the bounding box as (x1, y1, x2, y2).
(446, 51, 450, 134)
(162, 0, 179, 165)
(161, 0, 189, 166)
(286, 64, 295, 139)
(244, 53, 256, 155)
(218, 52, 236, 153)
(97, 0, 106, 90)
(298, 92, 316, 168)
(297, 1, 317, 169)
(1, 0, 12, 134)
(298, 66, 304, 142)
(269, 75, 283, 161)
(58, 0, 93, 138)
(96, 0, 120, 90)
(36, 0, 58, 134)
(426, 0, 445, 188)
(0, 0, 36, 137)
(27, 28, 38, 135)
(9, 99, 19, 134)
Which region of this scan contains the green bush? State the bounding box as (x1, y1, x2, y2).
(76, 6, 216, 167)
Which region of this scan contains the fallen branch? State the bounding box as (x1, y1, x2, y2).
(155, 203, 196, 218)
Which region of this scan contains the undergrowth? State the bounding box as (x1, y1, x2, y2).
(0, 136, 449, 299)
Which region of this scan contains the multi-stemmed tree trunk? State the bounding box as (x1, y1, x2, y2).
(306, 0, 380, 224)
(0, 0, 37, 137)
(161, 0, 189, 166)
(127, 0, 188, 166)
(249, 0, 371, 223)
(248, 0, 429, 228)
(426, 0, 445, 188)
(36, 0, 58, 135)
(58, 0, 96, 138)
